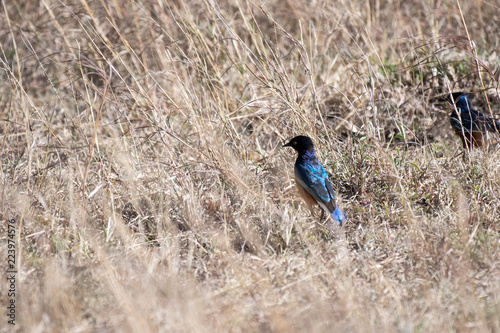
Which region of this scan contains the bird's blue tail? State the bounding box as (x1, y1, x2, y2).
(331, 207, 345, 225)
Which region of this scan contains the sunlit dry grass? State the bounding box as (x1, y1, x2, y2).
(1, 0, 500, 332)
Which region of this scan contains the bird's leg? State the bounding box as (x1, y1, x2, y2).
(320, 209, 325, 222)
(451, 148, 465, 161)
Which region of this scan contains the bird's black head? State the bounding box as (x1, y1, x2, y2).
(283, 135, 315, 153)
(444, 92, 466, 105)
(444, 92, 473, 113)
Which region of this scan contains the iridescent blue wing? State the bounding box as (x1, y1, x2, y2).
(294, 159, 344, 224)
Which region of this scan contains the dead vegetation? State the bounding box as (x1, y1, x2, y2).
(1, 0, 499, 332)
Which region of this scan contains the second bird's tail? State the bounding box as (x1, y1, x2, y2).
(484, 118, 500, 134)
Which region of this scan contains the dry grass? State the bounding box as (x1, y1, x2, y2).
(1, 0, 500, 332)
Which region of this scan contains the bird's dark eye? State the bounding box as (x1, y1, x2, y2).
(293, 141, 297, 145)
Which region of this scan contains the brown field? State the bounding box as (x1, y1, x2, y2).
(1, 0, 500, 332)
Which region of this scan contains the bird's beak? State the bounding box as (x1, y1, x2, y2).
(283, 142, 291, 148)
(439, 94, 454, 104)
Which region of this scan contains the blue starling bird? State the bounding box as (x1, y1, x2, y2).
(447, 92, 500, 149)
(283, 135, 345, 225)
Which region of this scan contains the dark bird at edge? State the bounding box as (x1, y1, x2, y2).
(446, 92, 500, 149)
